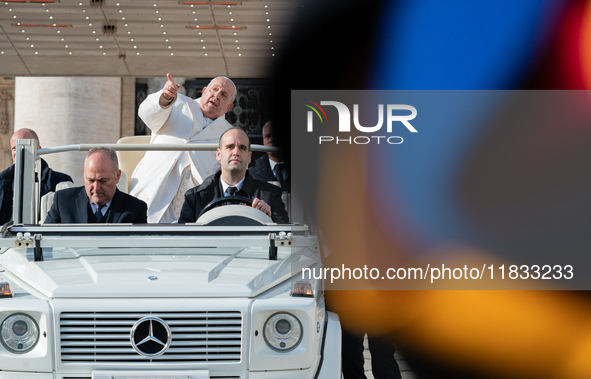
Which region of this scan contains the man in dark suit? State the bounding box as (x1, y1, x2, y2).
(45, 147, 147, 224)
(0, 128, 73, 225)
(179, 127, 289, 224)
(248, 121, 290, 192)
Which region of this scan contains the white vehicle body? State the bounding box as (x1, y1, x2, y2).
(0, 140, 341, 379)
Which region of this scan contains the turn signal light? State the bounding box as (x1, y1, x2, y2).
(291, 282, 313, 297)
(0, 282, 13, 298)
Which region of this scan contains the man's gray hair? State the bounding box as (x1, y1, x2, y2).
(86, 147, 119, 171)
(261, 120, 272, 137)
(208, 76, 237, 102)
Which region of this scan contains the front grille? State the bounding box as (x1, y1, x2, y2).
(60, 311, 242, 363)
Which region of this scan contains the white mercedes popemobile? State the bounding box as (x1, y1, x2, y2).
(0, 139, 341, 379)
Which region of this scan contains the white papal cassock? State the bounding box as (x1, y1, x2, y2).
(130, 90, 231, 223)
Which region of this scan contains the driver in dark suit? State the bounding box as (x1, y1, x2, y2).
(45, 147, 147, 224)
(178, 127, 289, 224)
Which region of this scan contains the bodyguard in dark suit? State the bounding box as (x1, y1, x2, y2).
(0, 128, 73, 225)
(248, 121, 290, 192)
(179, 127, 289, 224)
(45, 187, 147, 224)
(45, 147, 147, 224)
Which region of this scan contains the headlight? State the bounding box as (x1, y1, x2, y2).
(1, 313, 39, 353)
(263, 312, 303, 352)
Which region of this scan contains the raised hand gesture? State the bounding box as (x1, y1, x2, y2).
(162, 73, 181, 100)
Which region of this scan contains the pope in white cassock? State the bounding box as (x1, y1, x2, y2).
(130, 74, 235, 223)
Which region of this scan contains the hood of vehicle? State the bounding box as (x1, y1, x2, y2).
(0, 247, 318, 298)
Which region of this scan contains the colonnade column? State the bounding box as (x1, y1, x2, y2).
(0, 77, 15, 170)
(14, 77, 122, 184)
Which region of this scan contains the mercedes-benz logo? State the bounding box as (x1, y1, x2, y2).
(130, 317, 172, 357)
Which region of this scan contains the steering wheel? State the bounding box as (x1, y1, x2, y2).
(197, 195, 253, 219)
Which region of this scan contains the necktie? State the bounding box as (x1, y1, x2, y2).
(227, 186, 237, 196)
(94, 205, 105, 223)
(274, 163, 286, 187)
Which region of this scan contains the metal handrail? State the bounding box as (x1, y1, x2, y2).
(37, 143, 278, 155)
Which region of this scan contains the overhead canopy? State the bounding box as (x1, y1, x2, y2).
(0, 0, 299, 77)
